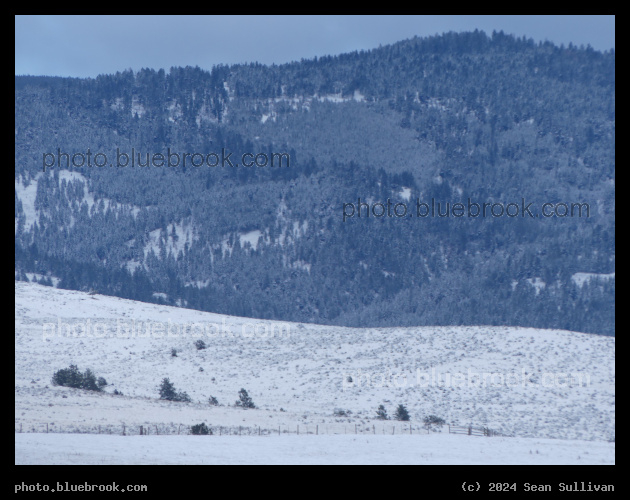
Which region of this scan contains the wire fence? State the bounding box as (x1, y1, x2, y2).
(448, 424, 506, 437)
(15, 421, 505, 437)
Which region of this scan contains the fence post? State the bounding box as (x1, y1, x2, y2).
(279, 425, 280, 436)
(392, 426, 395, 435)
(355, 424, 357, 434)
(297, 425, 299, 435)
(316, 425, 318, 435)
(468, 426, 472, 435)
(122, 424, 126, 436)
(140, 425, 143, 436)
(47, 423, 49, 434)
(409, 425, 412, 435)
(373, 425, 375, 435)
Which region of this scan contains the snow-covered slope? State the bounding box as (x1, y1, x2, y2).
(15, 281, 614, 445)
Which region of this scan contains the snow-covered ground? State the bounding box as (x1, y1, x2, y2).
(15, 281, 614, 463)
(15, 433, 613, 465)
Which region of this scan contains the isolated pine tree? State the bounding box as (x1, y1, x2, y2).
(158, 378, 177, 400)
(394, 404, 410, 421)
(376, 404, 389, 420)
(235, 388, 256, 408)
(208, 396, 219, 406)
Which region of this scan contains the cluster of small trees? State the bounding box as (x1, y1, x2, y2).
(375, 404, 410, 421)
(51, 365, 107, 392)
(374, 404, 445, 425)
(158, 378, 192, 402)
(157, 380, 256, 409)
(50, 368, 257, 410)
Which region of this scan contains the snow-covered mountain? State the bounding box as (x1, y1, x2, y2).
(15, 34, 616, 336)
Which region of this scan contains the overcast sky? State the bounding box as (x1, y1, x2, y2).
(15, 15, 615, 78)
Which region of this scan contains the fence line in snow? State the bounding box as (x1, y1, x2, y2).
(15, 421, 504, 437)
(448, 424, 504, 437)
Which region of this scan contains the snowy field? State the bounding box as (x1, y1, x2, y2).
(15, 433, 614, 465)
(15, 281, 615, 464)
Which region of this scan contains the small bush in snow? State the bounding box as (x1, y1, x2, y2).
(190, 423, 212, 435)
(423, 415, 446, 427)
(333, 408, 350, 417)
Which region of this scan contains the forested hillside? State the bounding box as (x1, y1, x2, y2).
(15, 30, 615, 335)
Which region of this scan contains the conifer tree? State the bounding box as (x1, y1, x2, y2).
(158, 377, 177, 400)
(376, 404, 389, 420)
(394, 404, 410, 421)
(235, 388, 256, 408)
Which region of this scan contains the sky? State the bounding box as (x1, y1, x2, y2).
(15, 15, 615, 78)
